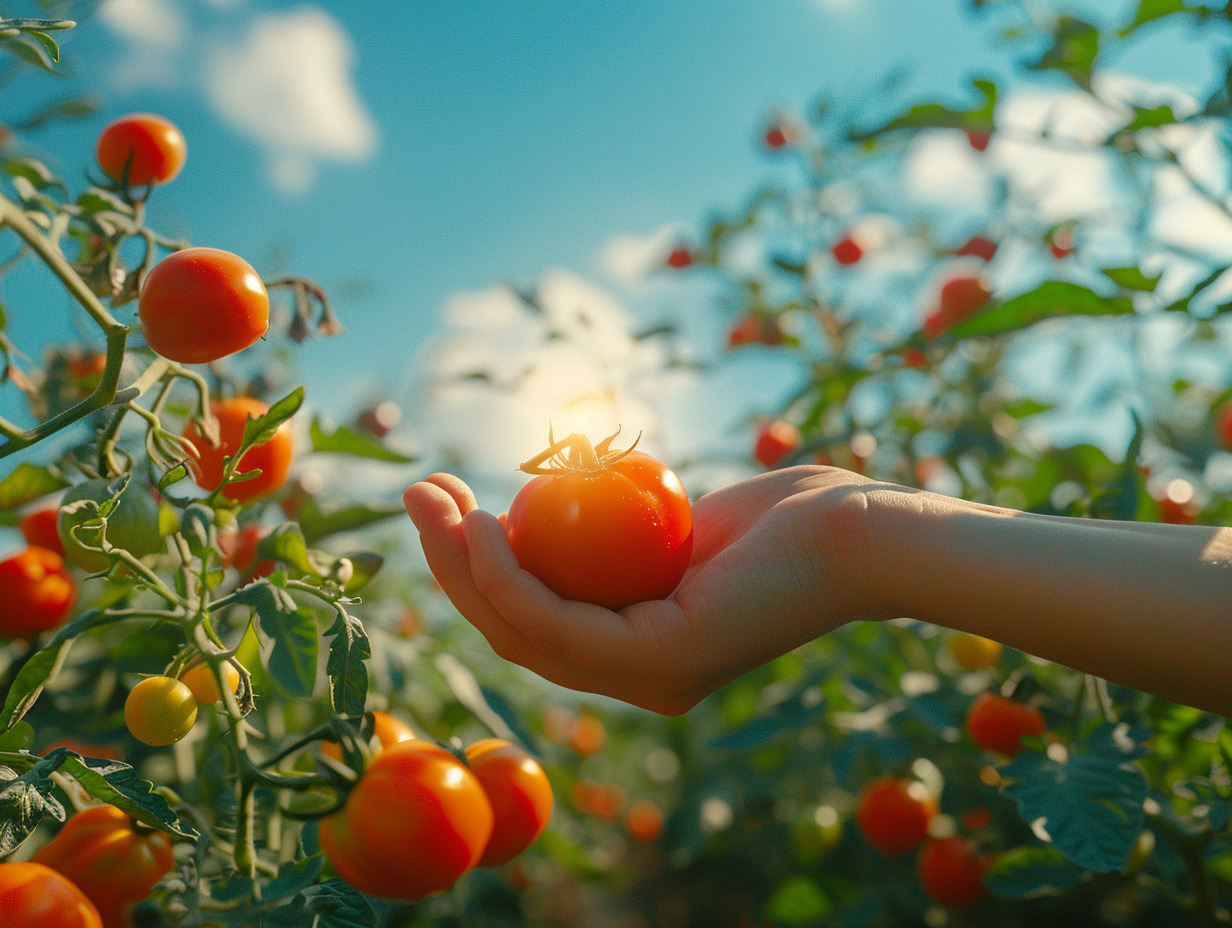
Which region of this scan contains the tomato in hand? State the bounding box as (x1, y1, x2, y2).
(319, 739, 494, 900)
(31, 805, 175, 928)
(124, 676, 198, 746)
(505, 431, 693, 610)
(95, 113, 186, 187)
(965, 691, 1046, 756)
(181, 397, 294, 505)
(58, 478, 164, 573)
(855, 775, 935, 857)
(139, 248, 268, 364)
(178, 660, 241, 705)
(464, 738, 554, 867)
(917, 836, 989, 908)
(321, 710, 416, 764)
(0, 546, 76, 638)
(0, 861, 102, 928)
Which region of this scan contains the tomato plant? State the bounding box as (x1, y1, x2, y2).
(854, 776, 935, 857)
(178, 659, 240, 705)
(0, 546, 76, 638)
(138, 248, 269, 364)
(965, 691, 1046, 757)
(321, 709, 415, 764)
(124, 676, 198, 746)
(95, 113, 186, 187)
(0, 861, 103, 928)
(31, 805, 175, 928)
(181, 396, 294, 504)
(464, 738, 554, 867)
(319, 740, 494, 900)
(57, 476, 164, 572)
(506, 430, 693, 609)
(917, 836, 989, 909)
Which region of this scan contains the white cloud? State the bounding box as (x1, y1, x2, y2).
(203, 8, 378, 192)
(97, 0, 187, 49)
(600, 224, 687, 284)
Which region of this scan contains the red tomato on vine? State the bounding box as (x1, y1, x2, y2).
(855, 776, 935, 857)
(0, 546, 76, 639)
(181, 397, 294, 505)
(917, 836, 990, 908)
(31, 805, 175, 928)
(0, 861, 102, 928)
(966, 691, 1046, 756)
(505, 430, 693, 610)
(464, 738, 554, 867)
(95, 113, 186, 187)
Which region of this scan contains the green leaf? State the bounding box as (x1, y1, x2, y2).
(259, 522, 315, 574)
(4, 157, 60, 189)
(1119, 0, 1188, 36)
(0, 641, 72, 731)
(1029, 16, 1100, 89)
(984, 846, 1088, 897)
(1100, 266, 1162, 292)
(2, 33, 58, 70)
(0, 462, 68, 510)
(324, 608, 370, 717)
(249, 586, 319, 698)
(242, 387, 303, 449)
(0, 764, 63, 856)
(309, 417, 414, 463)
(1163, 265, 1228, 314)
(306, 880, 380, 928)
(854, 77, 997, 138)
(52, 750, 198, 839)
(1117, 104, 1180, 134)
(1001, 732, 1148, 872)
(341, 552, 383, 593)
(294, 497, 407, 546)
(1089, 414, 1147, 521)
(764, 875, 831, 924)
(709, 692, 828, 751)
(946, 281, 1134, 339)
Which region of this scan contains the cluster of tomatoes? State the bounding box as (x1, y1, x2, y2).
(316, 711, 554, 900)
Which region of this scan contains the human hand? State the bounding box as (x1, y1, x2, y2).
(403, 465, 888, 714)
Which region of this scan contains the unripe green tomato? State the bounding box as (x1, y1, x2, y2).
(791, 804, 843, 864)
(58, 478, 164, 572)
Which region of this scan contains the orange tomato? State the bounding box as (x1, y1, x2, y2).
(624, 799, 665, 843)
(947, 632, 1004, 671)
(95, 113, 186, 187)
(19, 507, 65, 557)
(321, 710, 416, 764)
(178, 660, 240, 705)
(124, 676, 197, 746)
(31, 805, 175, 928)
(855, 776, 935, 857)
(182, 397, 293, 505)
(966, 691, 1046, 757)
(464, 738, 554, 867)
(0, 861, 102, 928)
(0, 546, 76, 638)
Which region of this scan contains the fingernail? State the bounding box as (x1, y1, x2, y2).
(403, 490, 421, 529)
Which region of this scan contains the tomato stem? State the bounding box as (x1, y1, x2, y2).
(518, 427, 642, 475)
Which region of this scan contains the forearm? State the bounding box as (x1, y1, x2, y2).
(870, 488, 1232, 716)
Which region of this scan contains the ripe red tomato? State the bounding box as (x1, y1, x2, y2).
(218, 525, 275, 578)
(124, 676, 198, 746)
(0, 861, 103, 928)
(831, 236, 863, 266)
(31, 805, 175, 928)
(19, 507, 64, 556)
(1050, 225, 1075, 259)
(754, 420, 802, 469)
(625, 799, 666, 843)
(939, 276, 992, 323)
(505, 433, 693, 610)
(966, 691, 1046, 756)
(95, 113, 186, 187)
(0, 546, 76, 638)
(855, 776, 935, 857)
(464, 738, 554, 867)
(139, 248, 269, 364)
(321, 710, 416, 764)
(954, 235, 998, 261)
(182, 397, 294, 505)
(918, 836, 989, 908)
(319, 740, 494, 900)
(966, 129, 991, 151)
(665, 246, 693, 269)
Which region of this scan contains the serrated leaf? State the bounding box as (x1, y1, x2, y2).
(984, 846, 1088, 897)
(0, 769, 61, 855)
(308, 879, 381, 928)
(53, 750, 197, 839)
(0, 461, 68, 510)
(242, 387, 303, 449)
(325, 608, 370, 716)
(309, 417, 414, 463)
(256, 599, 319, 699)
(1001, 740, 1147, 872)
(1101, 266, 1162, 292)
(946, 281, 1134, 339)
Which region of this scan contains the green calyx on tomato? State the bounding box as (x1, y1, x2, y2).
(506, 428, 693, 611)
(58, 476, 165, 573)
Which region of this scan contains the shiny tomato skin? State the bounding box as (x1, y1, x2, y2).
(320, 740, 494, 900)
(178, 660, 240, 705)
(0, 861, 103, 928)
(464, 738, 554, 867)
(139, 248, 268, 364)
(182, 397, 293, 505)
(506, 451, 692, 610)
(31, 805, 175, 928)
(124, 676, 198, 746)
(19, 507, 64, 556)
(95, 113, 186, 187)
(0, 546, 76, 638)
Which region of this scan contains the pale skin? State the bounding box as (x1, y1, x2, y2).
(403, 466, 1232, 718)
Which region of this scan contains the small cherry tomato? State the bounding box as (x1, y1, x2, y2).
(139, 248, 269, 364)
(0, 861, 103, 928)
(464, 738, 554, 867)
(754, 420, 802, 469)
(855, 776, 935, 857)
(953, 235, 998, 261)
(506, 431, 693, 610)
(0, 546, 76, 638)
(567, 712, 606, 756)
(19, 507, 64, 556)
(831, 236, 863, 265)
(218, 524, 276, 579)
(946, 632, 1004, 671)
(124, 676, 198, 746)
(966, 691, 1046, 756)
(321, 710, 416, 764)
(625, 799, 666, 844)
(665, 246, 693, 269)
(58, 478, 164, 573)
(938, 276, 992, 324)
(31, 805, 175, 928)
(95, 113, 186, 187)
(178, 660, 241, 705)
(918, 836, 990, 908)
(319, 740, 494, 901)
(181, 397, 294, 505)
